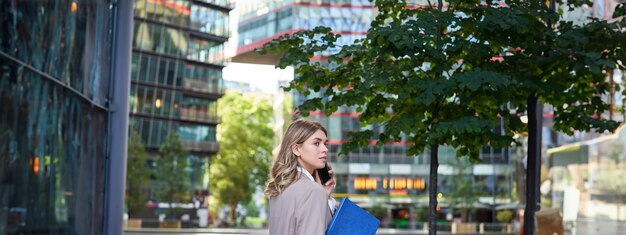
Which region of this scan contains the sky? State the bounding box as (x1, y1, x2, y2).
(222, 62, 294, 95)
(221, 2, 295, 95)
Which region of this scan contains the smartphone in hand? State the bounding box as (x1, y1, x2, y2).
(317, 163, 331, 185)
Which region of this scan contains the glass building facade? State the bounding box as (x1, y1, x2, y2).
(130, 0, 231, 203)
(234, 0, 516, 227)
(0, 1, 128, 234)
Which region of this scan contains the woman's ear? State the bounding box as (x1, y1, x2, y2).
(291, 144, 300, 157)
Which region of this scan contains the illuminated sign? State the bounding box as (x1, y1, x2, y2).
(353, 176, 426, 191)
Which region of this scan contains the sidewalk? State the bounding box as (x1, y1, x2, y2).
(125, 228, 513, 235)
(125, 228, 268, 235)
(124, 217, 625, 235)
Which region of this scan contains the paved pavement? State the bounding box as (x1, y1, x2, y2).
(125, 219, 626, 235)
(125, 228, 268, 235)
(569, 219, 626, 235)
(124, 228, 511, 235)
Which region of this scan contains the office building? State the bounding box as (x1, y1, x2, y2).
(0, 1, 132, 234)
(129, 0, 232, 207)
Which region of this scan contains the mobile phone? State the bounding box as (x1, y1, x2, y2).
(317, 164, 331, 185)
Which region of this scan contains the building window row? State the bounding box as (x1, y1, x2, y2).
(131, 86, 181, 118)
(180, 97, 219, 123)
(131, 117, 217, 149)
(133, 22, 225, 65)
(294, 5, 373, 22)
(134, 0, 230, 37)
(131, 54, 223, 94)
(196, 0, 233, 8)
(238, 0, 376, 23)
(331, 155, 422, 164)
(238, 5, 373, 46)
(130, 86, 219, 124)
(328, 145, 511, 165)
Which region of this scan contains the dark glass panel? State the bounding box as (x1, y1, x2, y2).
(149, 120, 160, 147)
(153, 89, 165, 116)
(137, 55, 148, 82)
(146, 57, 158, 84)
(0, 57, 106, 234)
(166, 61, 178, 87)
(189, 5, 230, 37)
(130, 88, 138, 113)
(157, 60, 168, 85)
(162, 91, 173, 117)
(179, 124, 216, 142)
(0, 0, 113, 107)
(140, 119, 151, 147)
(173, 93, 182, 116)
(131, 55, 139, 81)
(137, 87, 152, 114)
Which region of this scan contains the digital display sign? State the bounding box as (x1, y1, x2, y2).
(353, 176, 426, 191)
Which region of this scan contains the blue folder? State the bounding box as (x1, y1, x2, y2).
(326, 198, 380, 235)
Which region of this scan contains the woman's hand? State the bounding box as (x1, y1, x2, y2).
(321, 163, 336, 196)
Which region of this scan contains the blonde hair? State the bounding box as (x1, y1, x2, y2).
(264, 119, 328, 197)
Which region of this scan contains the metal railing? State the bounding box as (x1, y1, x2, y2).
(180, 140, 219, 153)
(179, 108, 220, 124)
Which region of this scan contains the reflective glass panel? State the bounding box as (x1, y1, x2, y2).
(0, 0, 114, 107)
(0, 56, 107, 235)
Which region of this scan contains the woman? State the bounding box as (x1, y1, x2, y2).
(265, 119, 337, 235)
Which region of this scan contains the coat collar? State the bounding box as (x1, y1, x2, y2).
(297, 166, 315, 182)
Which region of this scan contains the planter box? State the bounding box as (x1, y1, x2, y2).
(160, 220, 181, 229)
(126, 219, 142, 228)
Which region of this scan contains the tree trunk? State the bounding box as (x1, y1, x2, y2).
(229, 203, 237, 226)
(461, 208, 468, 222)
(431, 0, 444, 231)
(429, 144, 439, 235)
(609, 70, 614, 120)
(168, 202, 173, 219)
(524, 94, 543, 235)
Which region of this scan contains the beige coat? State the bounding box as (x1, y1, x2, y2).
(268, 175, 332, 235)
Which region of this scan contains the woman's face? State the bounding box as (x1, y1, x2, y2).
(293, 129, 329, 174)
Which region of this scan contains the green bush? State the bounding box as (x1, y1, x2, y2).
(496, 210, 513, 223)
(367, 204, 387, 221)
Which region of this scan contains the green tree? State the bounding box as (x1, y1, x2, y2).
(260, 0, 625, 233)
(444, 156, 485, 222)
(210, 91, 274, 225)
(126, 130, 150, 218)
(367, 204, 388, 222)
(156, 132, 190, 219)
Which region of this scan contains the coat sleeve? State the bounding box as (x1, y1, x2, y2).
(295, 187, 330, 235)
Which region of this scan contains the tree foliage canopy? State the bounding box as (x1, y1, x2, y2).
(156, 132, 190, 217)
(260, 0, 625, 233)
(210, 91, 274, 220)
(126, 130, 149, 217)
(260, 0, 626, 161)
